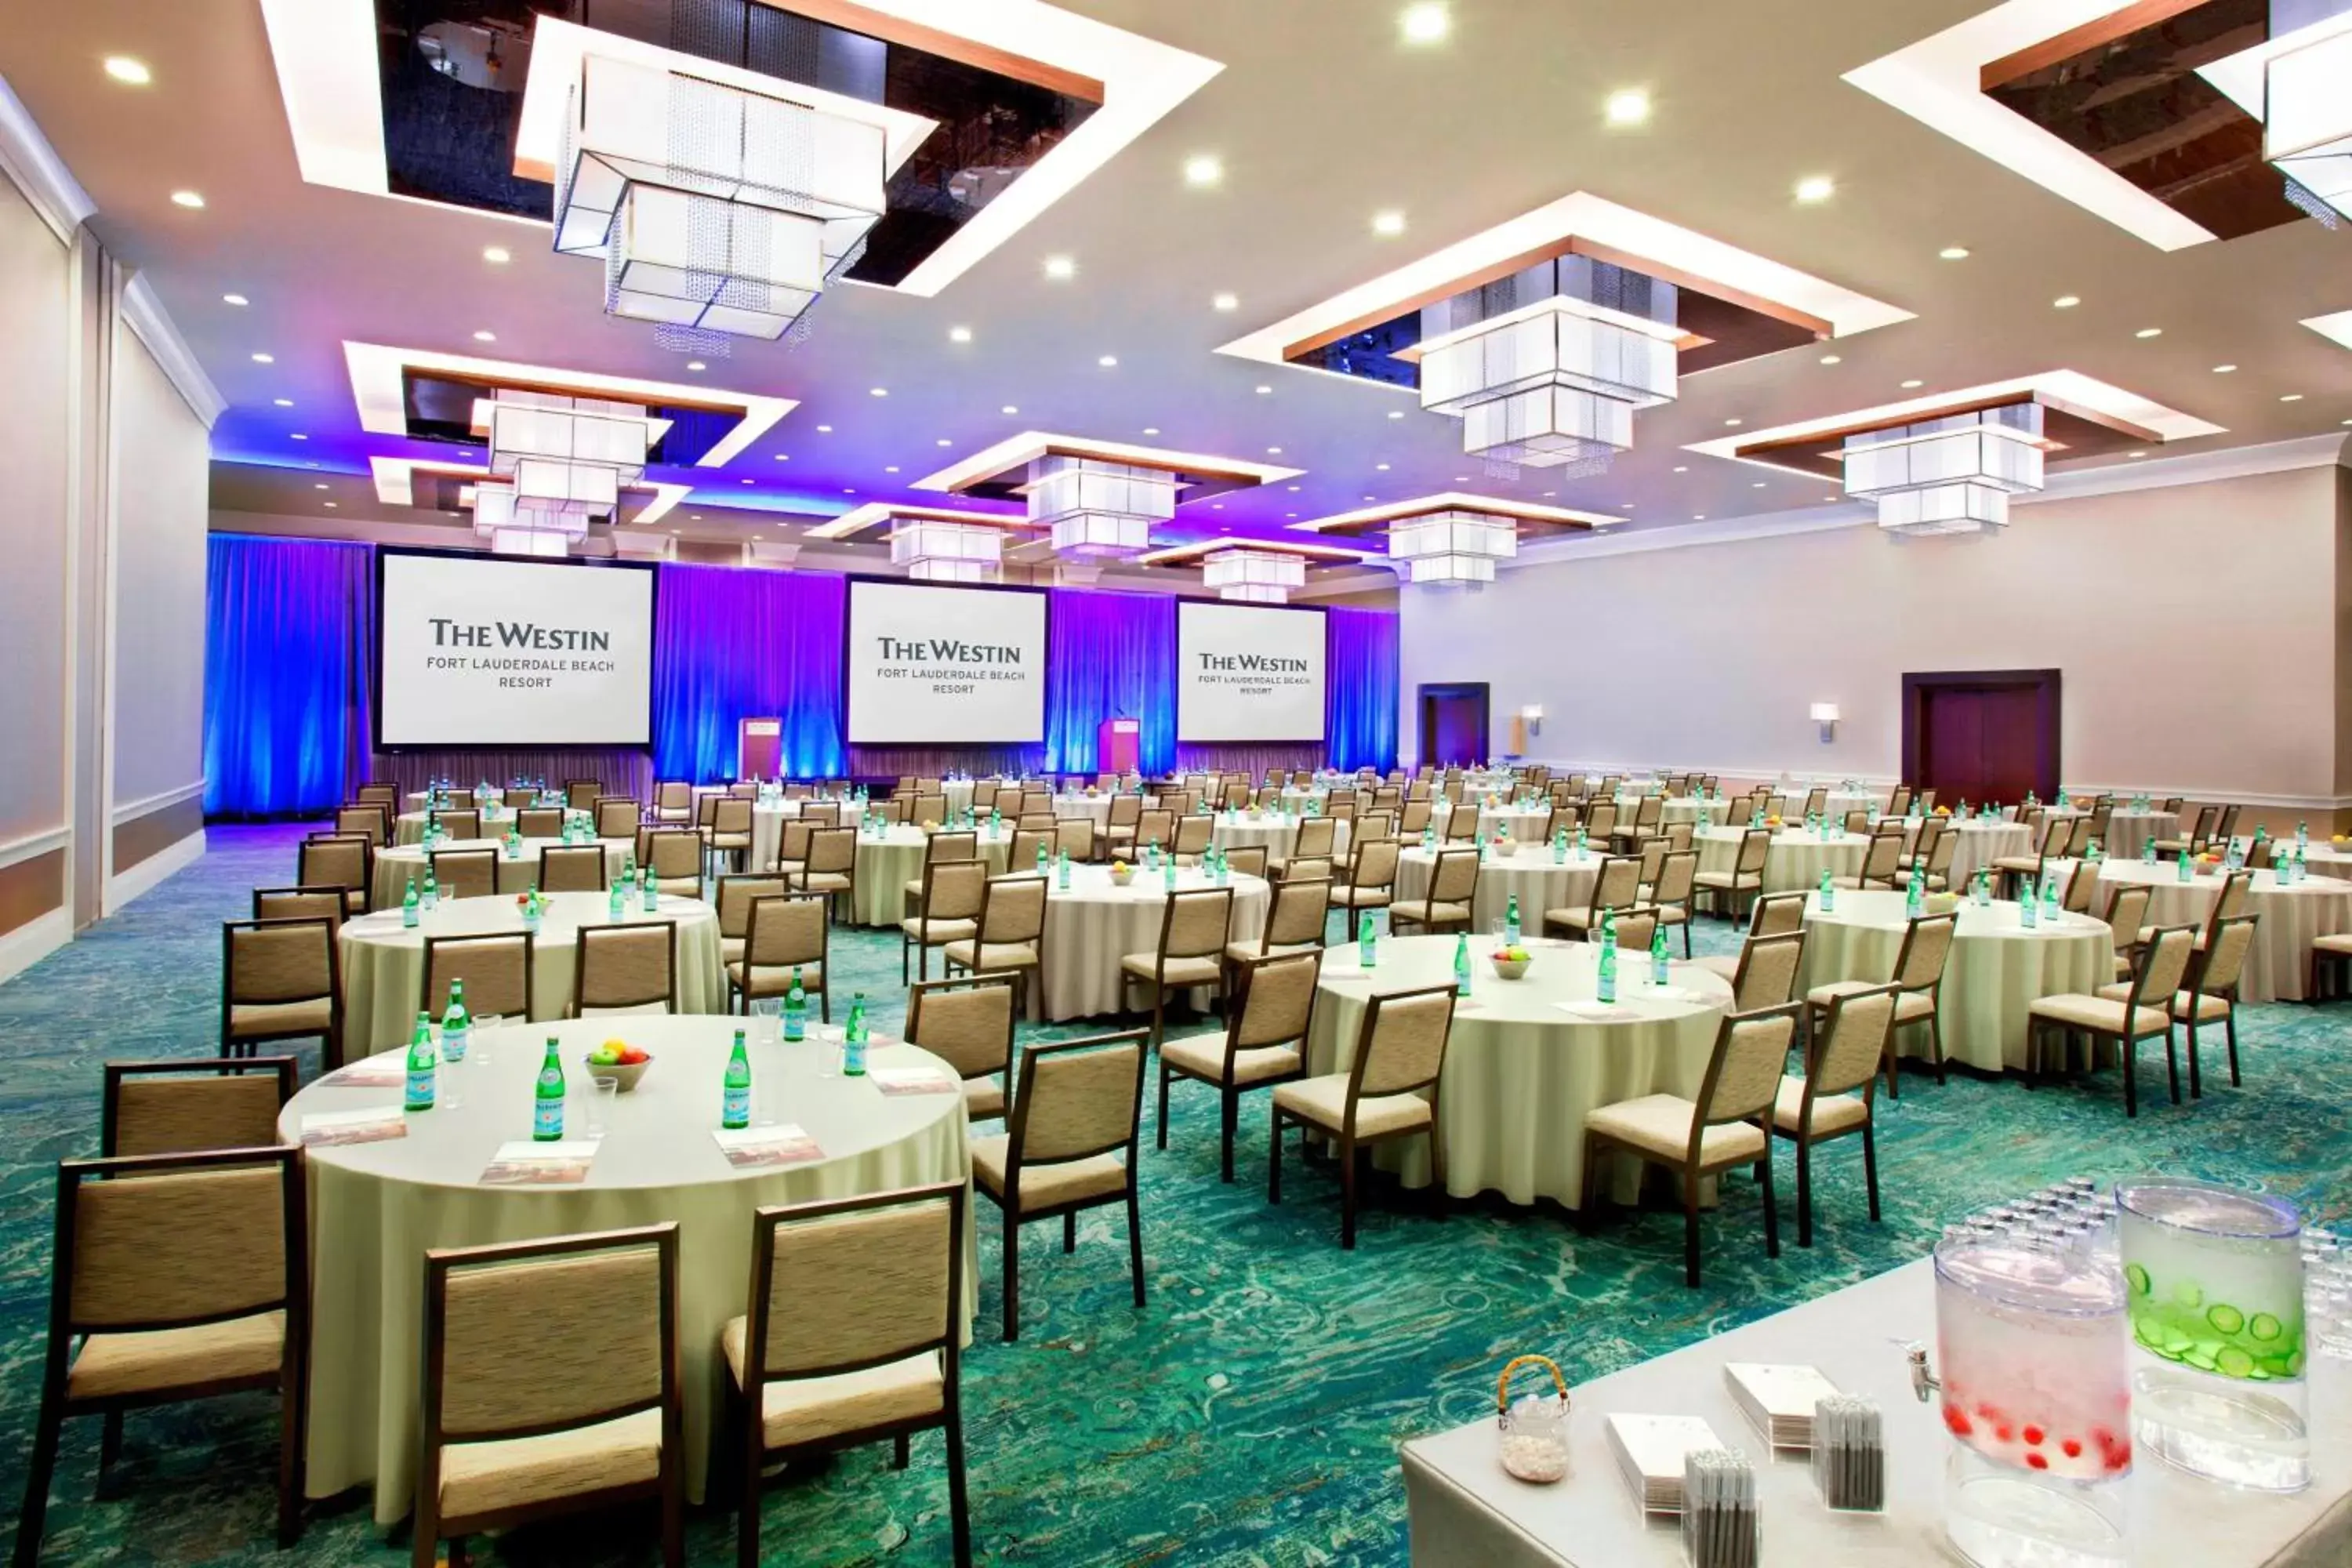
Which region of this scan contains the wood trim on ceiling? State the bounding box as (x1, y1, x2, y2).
(766, 0, 1106, 103)
(413, 368, 750, 421)
(1979, 0, 2218, 91)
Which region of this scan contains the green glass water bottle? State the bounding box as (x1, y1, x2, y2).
(1650, 923, 1670, 985)
(1504, 894, 1521, 946)
(439, 978, 470, 1065)
(421, 866, 439, 911)
(1819, 869, 1836, 913)
(403, 1013, 437, 1111)
(843, 993, 870, 1076)
(533, 1036, 566, 1141)
(783, 968, 808, 1041)
(722, 1028, 752, 1129)
(402, 877, 420, 929)
(1451, 931, 1472, 997)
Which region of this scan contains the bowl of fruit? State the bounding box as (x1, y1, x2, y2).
(1490, 945, 1533, 980)
(584, 1038, 653, 1091)
(1109, 859, 1135, 887)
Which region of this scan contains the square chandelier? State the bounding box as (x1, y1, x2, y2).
(890, 520, 1005, 584)
(1842, 404, 2045, 537)
(1202, 547, 1307, 603)
(1386, 510, 1519, 586)
(465, 390, 656, 555)
(2265, 24, 2352, 223)
(1027, 456, 1176, 558)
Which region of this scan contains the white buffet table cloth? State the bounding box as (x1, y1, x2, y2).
(1036, 863, 1269, 1022)
(285, 1017, 973, 1520)
(851, 825, 1014, 927)
(370, 837, 630, 911)
(2054, 858, 2352, 1002)
(1695, 826, 1868, 893)
(1395, 844, 1602, 935)
(394, 806, 517, 846)
(338, 891, 724, 1055)
(1305, 936, 1730, 1207)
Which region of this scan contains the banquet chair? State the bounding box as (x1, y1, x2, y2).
(726, 1187, 970, 1568)
(2102, 884, 2154, 982)
(1440, 803, 1479, 843)
(299, 833, 371, 915)
(539, 844, 608, 893)
(904, 859, 985, 985)
(336, 804, 390, 847)
(729, 895, 828, 1018)
(1839, 808, 1871, 836)
(100, 1057, 297, 1158)
(1834, 826, 1905, 891)
(910, 793, 948, 829)
(1224, 845, 1269, 880)
(1546, 855, 1644, 940)
(728, 781, 761, 800)
(1328, 838, 1400, 941)
(1806, 912, 1955, 1098)
(906, 974, 1016, 1123)
(971, 781, 999, 813)
(799, 801, 841, 829)
(1610, 793, 1664, 854)
(220, 918, 342, 1069)
(1270, 816, 1338, 880)
(944, 877, 1048, 1019)
(1133, 809, 1175, 858)
(1802, 787, 1828, 818)
(2061, 858, 2102, 914)
(975, 1030, 1149, 1341)
(431, 848, 499, 901)
(904, 831, 977, 914)
(415, 1225, 682, 1568)
(594, 798, 641, 840)
(1057, 818, 1098, 864)
(252, 886, 347, 931)
(519, 805, 567, 838)
(356, 782, 400, 811)
(1596, 909, 1661, 951)
(1635, 837, 1668, 891)
(2247, 837, 2277, 870)
(423, 932, 533, 1022)
(1406, 779, 1432, 802)
(1773, 986, 1900, 1248)
(1693, 828, 1770, 920)
(1917, 824, 1959, 892)
(1103, 794, 1143, 857)
(1392, 847, 1479, 936)
(1325, 796, 1358, 826)
(714, 874, 789, 967)
(1163, 949, 1320, 1182)
(1439, 779, 1465, 805)
(2100, 913, 2256, 1098)
(1269, 982, 1454, 1250)
(1165, 815, 1211, 866)
(1583, 801, 1619, 841)
(1221, 782, 1251, 811)
(1898, 816, 1946, 876)
(1646, 851, 1701, 957)
(565, 779, 604, 812)
(1229, 876, 1330, 970)
(1713, 930, 1810, 1011)
(1580, 1003, 1797, 1287)
(771, 820, 814, 880)
(436, 808, 484, 840)
(642, 829, 703, 899)
(1724, 796, 1754, 828)
(502, 787, 538, 810)
(1281, 857, 1334, 884)
(1253, 786, 1279, 809)
(2026, 924, 2198, 1116)
(572, 922, 678, 1018)
(1888, 787, 1914, 818)
(705, 797, 756, 875)
(1372, 787, 1404, 814)
(2153, 805, 2220, 862)
(2082, 802, 2114, 853)
(2309, 931, 2352, 1002)
(789, 827, 858, 924)
(1014, 811, 1056, 834)
(1397, 798, 1433, 836)
(1356, 810, 1396, 844)
(1992, 815, 2071, 898)
(16, 1146, 309, 1564)
(1009, 829, 1055, 872)
(1121, 887, 1236, 1054)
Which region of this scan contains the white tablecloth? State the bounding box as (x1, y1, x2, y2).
(1036, 864, 1268, 1022)
(2300, 842, 2352, 880)
(1209, 811, 1350, 862)
(284, 1016, 973, 1520)
(371, 837, 630, 910)
(1436, 801, 1558, 840)
(1395, 845, 1602, 935)
(1304, 936, 1730, 1207)
(1799, 891, 2115, 1072)
(1695, 827, 1868, 893)
(1051, 793, 1119, 828)
(339, 891, 724, 1055)
(2110, 808, 2180, 855)
(851, 826, 1014, 927)
(1402, 1259, 2352, 1568)
(394, 806, 517, 846)
(1944, 820, 2034, 887)
(404, 790, 554, 813)
(2055, 858, 2352, 1002)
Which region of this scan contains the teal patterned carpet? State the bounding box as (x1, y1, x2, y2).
(2, 826, 2347, 1567)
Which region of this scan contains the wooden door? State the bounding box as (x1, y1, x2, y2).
(1902, 670, 2061, 806)
(1417, 684, 1490, 768)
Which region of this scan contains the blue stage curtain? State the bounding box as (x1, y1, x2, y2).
(202, 535, 376, 817)
(1044, 589, 1175, 775)
(651, 564, 846, 781)
(1326, 606, 1399, 772)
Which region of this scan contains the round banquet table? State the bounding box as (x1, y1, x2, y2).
(1209, 809, 1351, 862)
(1695, 826, 1869, 893)
(1394, 844, 1601, 935)
(1934, 820, 2034, 887)
(1051, 792, 1120, 829)
(338, 891, 724, 1056)
(1434, 800, 1556, 840)
(1797, 891, 2115, 1073)
(405, 790, 554, 813)
(370, 837, 630, 910)
(1278, 786, 1331, 811)
(285, 1016, 974, 1521)
(1653, 796, 1736, 826)
(1036, 863, 1269, 1022)
(2053, 858, 2352, 1002)
(2109, 808, 2180, 857)
(394, 806, 517, 846)
(1304, 935, 1732, 1207)
(850, 824, 1014, 927)
(2298, 842, 2352, 880)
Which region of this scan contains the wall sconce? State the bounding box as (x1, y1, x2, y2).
(1809, 702, 1840, 743)
(1520, 704, 1544, 736)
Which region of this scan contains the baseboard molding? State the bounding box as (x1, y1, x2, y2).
(103, 826, 204, 915)
(0, 907, 71, 987)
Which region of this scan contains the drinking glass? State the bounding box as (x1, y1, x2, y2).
(470, 1014, 502, 1070)
(818, 1027, 844, 1079)
(752, 1014, 782, 1126)
(586, 1076, 619, 1138)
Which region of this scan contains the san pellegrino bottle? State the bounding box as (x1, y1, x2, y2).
(1576, 828, 1589, 862)
(1973, 867, 1991, 907)
(640, 865, 658, 912)
(1214, 847, 1229, 885)
(1906, 866, 1924, 920)
(523, 884, 543, 933)
(1596, 911, 1620, 1004)
(2143, 837, 2157, 863)
(1359, 911, 1377, 968)
(421, 867, 439, 912)
(784, 968, 808, 1041)
(1036, 840, 1050, 875)
(533, 1036, 565, 1140)
(1650, 924, 1670, 986)
(1163, 852, 1178, 892)
(1451, 931, 1472, 997)
(608, 874, 626, 920)
(1056, 848, 1073, 891)
(722, 1028, 752, 1129)
(402, 877, 421, 929)
(2177, 850, 2194, 883)
(2020, 881, 2039, 928)
(404, 1013, 437, 1111)
(843, 993, 870, 1076)
(504, 826, 521, 860)
(1144, 838, 1160, 869)
(2298, 818, 2310, 849)
(2293, 844, 2308, 884)
(1819, 869, 1836, 914)
(1552, 828, 1567, 865)
(2041, 874, 2060, 920)
(1504, 893, 1522, 946)
(440, 978, 470, 1065)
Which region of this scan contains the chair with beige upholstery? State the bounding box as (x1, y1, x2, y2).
(1396, 798, 1433, 837)
(1131, 809, 1175, 858)
(1392, 847, 1479, 936)
(2100, 912, 2256, 1098)
(593, 797, 641, 841)
(713, 873, 789, 970)
(16, 1146, 308, 1562)
(789, 827, 858, 924)
(728, 895, 828, 1018)
(1008, 829, 1054, 872)
(1773, 985, 1900, 1248)
(1222, 845, 1269, 880)
(1993, 815, 2074, 899)
(336, 804, 390, 847)
(906, 974, 1016, 1124)
(643, 829, 704, 898)
(422, 932, 533, 1024)
(725, 1185, 970, 1567)
(699, 798, 754, 876)
(510, 805, 561, 839)
(1801, 786, 1828, 818)
(1840, 808, 1873, 836)
(537, 844, 608, 893)
(1805, 912, 1955, 1098)
(298, 833, 371, 915)
(1269, 982, 1454, 1250)
(1693, 827, 1770, 920)
(1327, 838, 1400, 942)
(1644, 850, 1701, 957)
(1897, 815, 1945, 877)
(1270, 817, 1338, 880)
(799, 801, 842, 829)
(1228, 876, 1330, 972)
(2027, 924, 2198, 1116)
(648, 782, 691, 825)
(572, 922, 677, 1018)
(415, 1225, 682, 1568)
(903, 858, 985, 985)
(1169, 814, 1214, 866)
(430, 848, 498, 901)
(1056, 817, 1098, 864)
(899, 829, 975, 923)
(1440, 802, 1479, 844)
(220, 918, 341, 1069)
(252, 886, 347, 929)
(944, 877, 1048, 1018)
(974, 1030, 1149, 1341)
(564, 779, 604, 813)
(1102, 793, 1143, 858)
(1544, 855, 1643, 940)
(1834, 826, 1906, 891)
(1690, 894, 1807, 988)
(356, 782, 400, 811)
(907, 793, 948, 829)
(1160, 949, 1321, 1182)
(1121, 887, 1235, 1054)
(1580, 1003, 1797, 1287)
(427, 808, 479, 841)
(1608, 793, 1664, 854)
(101, 1057, 297, 1157)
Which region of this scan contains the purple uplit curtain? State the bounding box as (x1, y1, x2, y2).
(202, 535, 375, 817)
(1325, 606, 1399, 772)
(651, 564, 846, 780)
(1044, 589, 1176, 775)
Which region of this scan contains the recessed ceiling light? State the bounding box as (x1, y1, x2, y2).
(1672, 465, 1688, 473)
(2281, 393, 2305, 402)
(2212, 364, 2238, 373)
(1255, 385, 1273, 395)
(1901, 379, 1925, 388)
(1388, 409, 1405, 419)
(250, 352, 274, 363)
(1542, 491, 1557, 498)
(869, 387, 888, 397)
(936, 437, 953, 446)
(1268, 446, 1283, 455)
(103, 56, 151, 85)
(272, 397, 293, 407)
(1723, 417, 1743, 426)
(2134, 328, 2161, 339)
(884, 465, 900, 474)
(691, 515, 702, 522)
(1820, 354, 1841, 365)
(948, 326, 971, 343)
(322, 501, 337, 509)
(740, 478, 754, 485)
(1211, 503, 1223, 510)
(314, 482, 328, 490)
(1604, 88, 1650, 126)
(815, 425, 833, 433)
(2128, 451, 2148, 459)
(1212, 292, 1239, 311)
(482, 246, 510, 264)
(289, 433, 307, 441)
(1693, 514, 1706, 521)
(1284, 512, 1298, 519)
(1399, 3, 1450, 44)
(223, 293, 249, 307)
(2053, 296, 2080, 309)
(1371, 209, 1406, 236)
(1375, 463, 1390, 470)
(1183, 154, 1223, 187)
(1939, 246, 1970, 260)
(1363, 495, 1376, 501)
(1454, 476, 1468, 483)
(1142, 426, 1160, 435)
(1044, 255, 1075, 280)
(1098, 355, 1118, 368)
(842, 488, 855, 495)
(1751, 481, 1766, 488)
(1793, 175, 1835, 204)
(772, 453, 789, 460)
(169, 190, 205, 209)
(472, 330, 495, 342)
(1287, 485, 1301, 492)
(1000, 405, 1018, 415)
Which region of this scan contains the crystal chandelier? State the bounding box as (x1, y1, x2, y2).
(554, 54, 887, 345)
(890, 520, 1006, 583)
(1201, 547, 1308, 603)
(1385, 510, 1519, 585)
(1417, 257, 1679, 470)
(2265, 24, 2352, 225)
(1027, 456, 1176, 558)
(1842, 404, 2045, 536)
(465, 390, 656, 555)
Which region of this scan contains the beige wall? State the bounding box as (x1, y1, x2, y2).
(0, 168, 70, 851)
(108, 320, 210, 813)
(1399, 463, 2349, 807)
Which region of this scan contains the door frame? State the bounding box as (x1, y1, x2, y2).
(1900, 668, 2063, 800)
(1416, 682, 1490, 768)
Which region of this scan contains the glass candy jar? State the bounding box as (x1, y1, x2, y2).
(1494, 1354, 1570, 1484)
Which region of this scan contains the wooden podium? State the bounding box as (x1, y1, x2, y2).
(738, 717, 782, 780)
(1097, 717, 1140, 775)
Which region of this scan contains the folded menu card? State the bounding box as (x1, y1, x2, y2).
(713, 1124, 825, 1169)
(318, 1059, 407, 1090)
(869, 1067, 960, 1097)
(299, 1106, 408, 1147)
(1606, 1414, 1724, 1514)
(1722, 1363, 1841, 1450)
(480, 1140, 597, 1185)
(1557, 1000, 1627, 1020)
